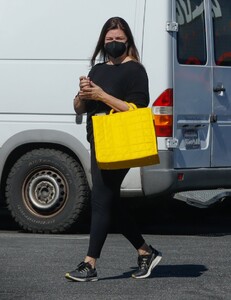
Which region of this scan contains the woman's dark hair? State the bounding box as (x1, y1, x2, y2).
(90, 17, 140, 66)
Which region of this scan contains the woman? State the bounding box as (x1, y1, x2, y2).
(65, 16, 162, 282)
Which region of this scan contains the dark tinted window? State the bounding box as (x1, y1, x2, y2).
(213, 0, 231, 66)
(176, 0, 207, 65)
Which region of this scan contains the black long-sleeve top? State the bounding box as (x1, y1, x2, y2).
(85, 60, 150, 142)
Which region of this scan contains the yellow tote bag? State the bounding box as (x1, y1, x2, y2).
(92, 104, 160, 170)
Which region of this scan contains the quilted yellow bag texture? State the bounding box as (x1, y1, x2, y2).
(92, 103, 159, 170)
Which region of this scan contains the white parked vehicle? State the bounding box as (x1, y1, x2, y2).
(0, 0, 231, 233)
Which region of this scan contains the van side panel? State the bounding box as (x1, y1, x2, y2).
(142, 0, 173, 152)
(0, 0, 146, 194)
(142, 0, 173, 100)
(141, 0, 176, 195)
(0, 0, 145, 114)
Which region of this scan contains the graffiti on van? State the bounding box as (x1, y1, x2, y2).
(211, 0, 222, 18)
(177, 0, 222, 25)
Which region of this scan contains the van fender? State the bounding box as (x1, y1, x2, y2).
(0, 129, 91, 186)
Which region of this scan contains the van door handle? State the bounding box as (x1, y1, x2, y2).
(213, 86, 226, 93)
(75, 114, 83, 124)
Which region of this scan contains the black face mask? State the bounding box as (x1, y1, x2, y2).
(104, 41, 127, 58)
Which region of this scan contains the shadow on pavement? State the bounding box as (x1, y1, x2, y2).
(1, 196, 231, 235)
(128, 196, 231, 236)
(97, 264, 208, 281)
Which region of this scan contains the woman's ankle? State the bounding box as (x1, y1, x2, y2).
(84, 256, 96, 268)
(137, 243, 151, 256)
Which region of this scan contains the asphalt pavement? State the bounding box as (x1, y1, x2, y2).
(1, 197, 231, 299)
(0, 231, 231, 300)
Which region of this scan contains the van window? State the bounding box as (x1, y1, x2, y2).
(213, 0, 231, 66)
(176, 0, 207, 65)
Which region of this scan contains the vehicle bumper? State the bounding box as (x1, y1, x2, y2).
(141, 150, 231, 196)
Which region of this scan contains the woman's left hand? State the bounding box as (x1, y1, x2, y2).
(79, 81, 104, 101)
(80, 80, 129, 112)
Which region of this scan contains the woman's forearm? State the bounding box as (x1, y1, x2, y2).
(99, 91, 130, 112)
(73, 94, 87, 114)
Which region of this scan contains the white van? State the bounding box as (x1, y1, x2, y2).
(0, 0, 231, 233)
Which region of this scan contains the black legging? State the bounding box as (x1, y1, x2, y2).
(87, 143, 145, 258)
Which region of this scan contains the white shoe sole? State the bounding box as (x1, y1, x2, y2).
(65, 273, 98, 282)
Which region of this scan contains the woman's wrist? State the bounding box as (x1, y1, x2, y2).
(75, 92, 84, 102)
(73, 92, 86, 114)
(74, 92, 82, 107)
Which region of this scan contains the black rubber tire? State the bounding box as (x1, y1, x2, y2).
(5, 148, 90, 233)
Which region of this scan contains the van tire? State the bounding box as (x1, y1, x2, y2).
(5, 148, 90, 233)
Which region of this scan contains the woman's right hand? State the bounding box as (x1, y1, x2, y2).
(79, 76, 90, 94)
(73, 76, 90, 114)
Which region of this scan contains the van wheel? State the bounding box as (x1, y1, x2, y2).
(5, 148, 90, 233)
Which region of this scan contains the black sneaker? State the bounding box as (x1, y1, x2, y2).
(65, 262, 98, 282)
(132, 245, 162, 279)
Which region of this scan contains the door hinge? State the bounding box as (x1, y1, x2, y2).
(210, 114, 217, 123)
(166, 138, 178, 149)
(166, 21, 178, 32)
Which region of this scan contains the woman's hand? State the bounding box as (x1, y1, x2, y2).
(80, 81, 129, 112)
(78, 76, 91, 100)
(73, 76, 90, 114)
(79, 81, 104, 101)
